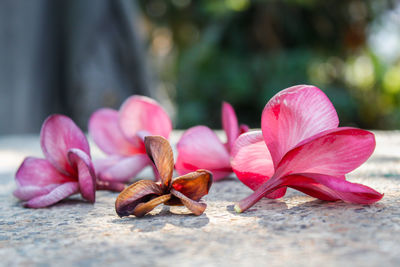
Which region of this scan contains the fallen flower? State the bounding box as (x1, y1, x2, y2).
(115, 136, 212, 217)
(14, 115, 124, 208)
(89, 95, 172, 183)
(232, 85, 383, 212)
(175, 102, 248, 181)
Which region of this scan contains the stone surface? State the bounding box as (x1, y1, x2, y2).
(0, 131, 399, 266)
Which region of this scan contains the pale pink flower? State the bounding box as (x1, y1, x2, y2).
(232, 85, 383, 212)
(89, 96, 172, 183)
(14, 115, 121, 208)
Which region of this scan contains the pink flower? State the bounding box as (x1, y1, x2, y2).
(14, 115, 101, 208)
(89, 95, 172, 183)
(232, 85, 383, 212)
(176, 102, 249, 181)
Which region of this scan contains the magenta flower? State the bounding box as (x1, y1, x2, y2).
(14, 115, 99, 208)
(89, 95, 172, 183)
(232, 85, 383, 212)
(176, 102, 249, 181)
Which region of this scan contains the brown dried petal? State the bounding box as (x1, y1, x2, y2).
(171, 170, 212, 201)
(144, 136, 174, 190)
(115, 180, 162, 217)
(170, 188, 207, 216)
(133, 194, 172, 217)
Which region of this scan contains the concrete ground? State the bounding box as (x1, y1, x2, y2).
(0, 131, 399, 266)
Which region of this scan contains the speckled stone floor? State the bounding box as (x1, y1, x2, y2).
(0, 131, 399, 266)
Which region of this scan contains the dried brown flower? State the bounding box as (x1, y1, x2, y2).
(115, 136, 212, 217)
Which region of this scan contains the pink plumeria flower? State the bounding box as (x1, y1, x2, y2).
(232, 85, 383, 212)
(14, 115, 111, 208)
(89, 95, 172, 183)
(176, 102, 249, 181)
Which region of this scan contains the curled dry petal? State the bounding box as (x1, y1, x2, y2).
(175, 126, 231, 180)
(68, 148, 96, 203)
(170, 189, 207, 216)
(261, 85, 339, 168)
(133, 194, 172, 217)
(40, 114, 91, 175)
(172, 170, 212, 201)
(89, 108, 143, 156)
(144, 136, 174, 190)
(115, 180, 163, 217)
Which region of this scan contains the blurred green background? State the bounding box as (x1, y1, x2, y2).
(139, 0, 400, 130)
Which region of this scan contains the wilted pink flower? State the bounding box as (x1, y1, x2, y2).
(176, 102, 249, 181)
(232, 85, 383, 212)
(89, 96, 172, 183)
(13, 115, 116, 208)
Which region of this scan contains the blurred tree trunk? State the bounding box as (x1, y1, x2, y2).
(0, 0, 153, 134)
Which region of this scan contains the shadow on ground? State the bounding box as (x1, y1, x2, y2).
(110, 206, 210, 232)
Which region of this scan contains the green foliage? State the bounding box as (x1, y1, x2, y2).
(139, 0, 400, 129)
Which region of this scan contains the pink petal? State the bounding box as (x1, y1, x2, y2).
(283, 175, 342, 201)
(176, 126, 231, 180)
(95, 154, 150, 182)
(14, 184, 59, 201)
(15, 157, 75, 187)
(93, 155, 123, 175)
(283, 173, 383, 204)
(231, 131, 286, 199)
(119, 95, 172, 143)
(231, 131, 274, 190)
(236, 171, 382, 212)
(68, 149, 96, 203)
(89, 108, 143, 156)
(24, 182, 79, 208)
(239, 124, 250, 134)
(40, 115, 90, 175)
(275, 128, 376, 178)
(222, 102, 239, 151)
(261, 85, 339, 167)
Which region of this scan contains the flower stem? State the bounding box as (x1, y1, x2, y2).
(234, 178, 280, 213)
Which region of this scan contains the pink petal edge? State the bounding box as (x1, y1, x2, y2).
(24, 182, 79, 208)
(222, 102, 240, 151)
(40, 114, 90, 175)
(275, 128, 376, 178)
(68, 148, 96, 203)
(283, 173, 383, 204)
(15, 157, 74, 188)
